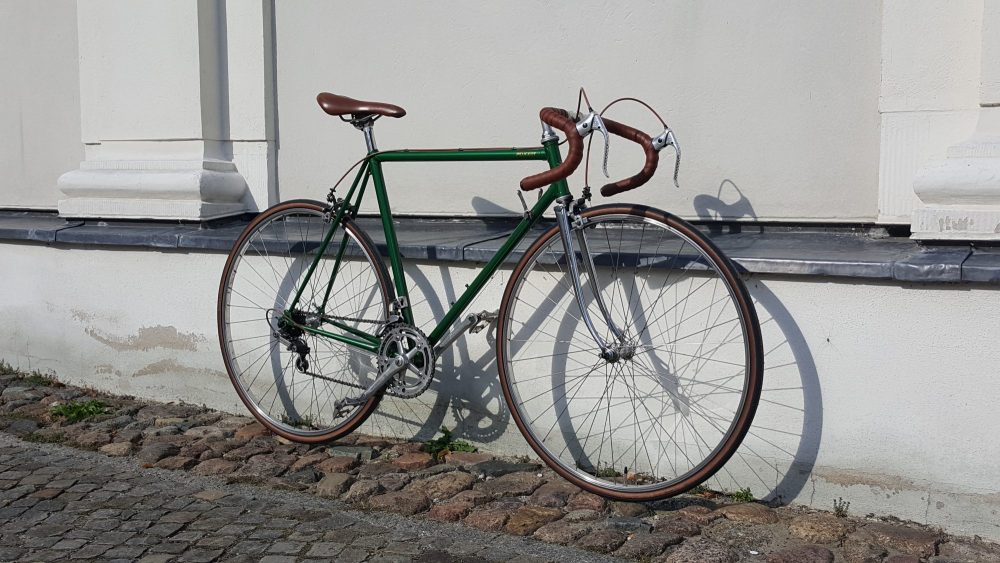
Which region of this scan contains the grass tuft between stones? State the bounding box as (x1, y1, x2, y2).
(50, 400, 108, 423)
(422, 426, 477, 459)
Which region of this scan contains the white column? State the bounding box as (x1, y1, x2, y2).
(57, 0, 275, 220)
(911, 1, 1000, 240)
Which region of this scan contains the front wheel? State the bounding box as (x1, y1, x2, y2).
(496, 204, 763, 501)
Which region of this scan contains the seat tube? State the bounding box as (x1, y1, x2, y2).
(369, 158, 413, 325)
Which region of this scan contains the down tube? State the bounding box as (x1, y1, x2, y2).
(427, 184, 563, 345)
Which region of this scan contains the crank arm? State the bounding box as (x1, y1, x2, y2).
(334, 346, 420, 410)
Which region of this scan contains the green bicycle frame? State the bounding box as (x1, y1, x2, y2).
(285, 138, 571, 353)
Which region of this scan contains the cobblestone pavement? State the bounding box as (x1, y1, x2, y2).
(0, 433, 618, 563)
(2, 370, 1000, 562)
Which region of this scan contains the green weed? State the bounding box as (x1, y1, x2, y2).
(422, 426, 477, 459)
(50, 400, 107, 424)
(730, 487, 755, 503)
(833, 497, 850, 518)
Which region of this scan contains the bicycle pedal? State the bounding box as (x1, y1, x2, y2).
(469, 310, 499, 334)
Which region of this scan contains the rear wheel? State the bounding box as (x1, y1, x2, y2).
(496, 204, 763, 500)
(218, 200, 393, 443)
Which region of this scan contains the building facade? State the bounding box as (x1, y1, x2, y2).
(2, 1, 999, 539)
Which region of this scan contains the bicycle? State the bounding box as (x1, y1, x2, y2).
(217, 90, 764, 501)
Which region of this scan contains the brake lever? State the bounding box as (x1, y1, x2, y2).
(652, 128, 681, 188)
(576, 112, 611, 178)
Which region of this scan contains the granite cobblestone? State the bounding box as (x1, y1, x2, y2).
(0, 371, 996, 561)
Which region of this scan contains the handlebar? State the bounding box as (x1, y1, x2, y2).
(598, 117, 659, 197)
(519, 108, 584, 191)
(518, 108, 661, 196)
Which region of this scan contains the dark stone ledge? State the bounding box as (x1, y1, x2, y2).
(0, 210, 993, 285)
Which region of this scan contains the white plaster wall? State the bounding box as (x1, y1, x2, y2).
(273, 1, 882, 222)
(1, 241, 999, 538)
(0, 0, 82, 209)
(877, 0, 984, 222)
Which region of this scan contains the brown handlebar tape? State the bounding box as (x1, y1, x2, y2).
(599, 117, 659, 197)
(520, 108, 584, 191)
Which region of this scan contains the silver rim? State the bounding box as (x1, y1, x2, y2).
(221, 206, 389, 437)
(502, 211, 753, 494)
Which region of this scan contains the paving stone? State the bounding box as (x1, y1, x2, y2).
(789, 513, 854, 544)
(407, 470, 475, 500)
(427, 500, 475, 522)
(234, 423, 270, 442)
(305, 542, 346, 557)
(315, 455, 357, 474)
(864, 522, 943, 558)
(315, 473, 354, 498)
(566, 491, 607, 512)
(378, 473, 411, 492)
(471, 459, 542, 478)
(564, 509, 602, 522)
(137, 443, 180, 464)
(938, 536, 1000, 561)
(654, 516, 703, 538)
(267, 541, 305, 555)
(342, 479, 383, 503)
(476, 472, 545, 498)
(155, 455, 199, 470)
(843, 532, 889, 563)
(231, 453, 293, 481)
(73, 430, 113, 448)
(615, 531, 684, 558)
(289, 452, 328, 471)
(528, 482, 578, 508)
(675, 504, 721, 525)
(328, 445, 376, 461)
(283, 466, 321, 485)
(884, 555, 920, 563)
(610, 500, 653, 518)
(368, 490, 431, 516)
(391, 452, 434, 471)
(176, 547, 225, 562)
(767, 544, 835, 563)
(221, 442, 271, 461)
(576, 528, 628, 553)
(69, 543, 112, 559)
(465, 504, 515, 531)
(504, 505, 564, 536)
(533, 519, 594, 545)
(4, 419, 39, 437)
(655, 537, 739, 563)
(444, 451, 495, 466)
(357, 462, 401, 478)
(714, 502, 780, 524)
(191, 458, 238, 476)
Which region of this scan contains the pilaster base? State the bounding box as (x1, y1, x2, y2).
(911, 207, 1000, 240)
(57, 160, 250, 221)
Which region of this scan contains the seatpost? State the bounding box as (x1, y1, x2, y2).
(352, 115, 378, 153)
(361, 124, 378, 153)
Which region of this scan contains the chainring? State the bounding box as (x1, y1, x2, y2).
(378, 324, 435, 398)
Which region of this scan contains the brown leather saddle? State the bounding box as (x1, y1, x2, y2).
(316, 92, 406, 120)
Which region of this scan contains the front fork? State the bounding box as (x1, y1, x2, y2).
(553, 197, 633, 363)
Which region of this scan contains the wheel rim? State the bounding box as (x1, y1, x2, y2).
(219, 204, 390, 438)
(500, 209, 757, 496)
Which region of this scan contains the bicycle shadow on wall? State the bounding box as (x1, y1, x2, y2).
(686, 178, 822, 504)
(693, 179, 762, 234)
(359, 261, 510, 445)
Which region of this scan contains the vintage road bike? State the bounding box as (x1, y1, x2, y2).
(217, 90, 764, 501)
